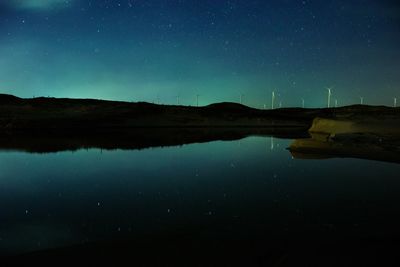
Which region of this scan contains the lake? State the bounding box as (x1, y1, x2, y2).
(1, 136, 400, 263)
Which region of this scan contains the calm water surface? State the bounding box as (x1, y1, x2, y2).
(1, 136, 400, 255)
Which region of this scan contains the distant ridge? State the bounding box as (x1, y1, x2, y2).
(0, 94, 22, 104)
(0, 94, 398, 131)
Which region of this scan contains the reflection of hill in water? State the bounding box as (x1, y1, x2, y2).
(3, 126, 400, 165)
(289, 132, 400, 164)
(289, 113, 400, 164)
(0, 128, 308, 153)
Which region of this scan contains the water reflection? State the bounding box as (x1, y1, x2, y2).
(1, 130, 400, 262)
(1, 128, 399, 165)
(270, 136, 274, 151)
(0, 128, 306, 154)
(289, 132, 400, 164)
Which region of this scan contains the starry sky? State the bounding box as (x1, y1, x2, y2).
(0, 0, 399, 108)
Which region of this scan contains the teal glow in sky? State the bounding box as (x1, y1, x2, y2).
(0, 0, 399, 107)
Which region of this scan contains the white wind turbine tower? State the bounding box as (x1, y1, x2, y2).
(301, 98, 305, 108)
(196, 94, 200, 107)
(326, 87, 333, 108)
(176, 95, 180, 105)
(271, 91, 275, 109)
(394, 97, 397, 108)
(360, 96, 364, 105)
(335, 99, 338, 108)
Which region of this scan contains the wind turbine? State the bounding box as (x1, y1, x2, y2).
(176, 95, 180, 105)
(278, 101, 282, 108)
(360, 96, 364, 105)
(196, 94, 200, 107)
(271, 91, 275, 109)
(326, 87, 333, 108)
(335, 99, 338, 108)
(394, 97, 397, 108)
(301, 98, 305, 108)
(240, 94, 244, 105)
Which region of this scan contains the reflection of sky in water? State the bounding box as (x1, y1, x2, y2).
(1, 137, 400, 255)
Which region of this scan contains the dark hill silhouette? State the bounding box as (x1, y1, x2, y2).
(0, 94, 329, 130)
(1, 94, 398, 134)
(0, 94, 22, 104)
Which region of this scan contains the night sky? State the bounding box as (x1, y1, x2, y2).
(0, 0, 399, 108)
